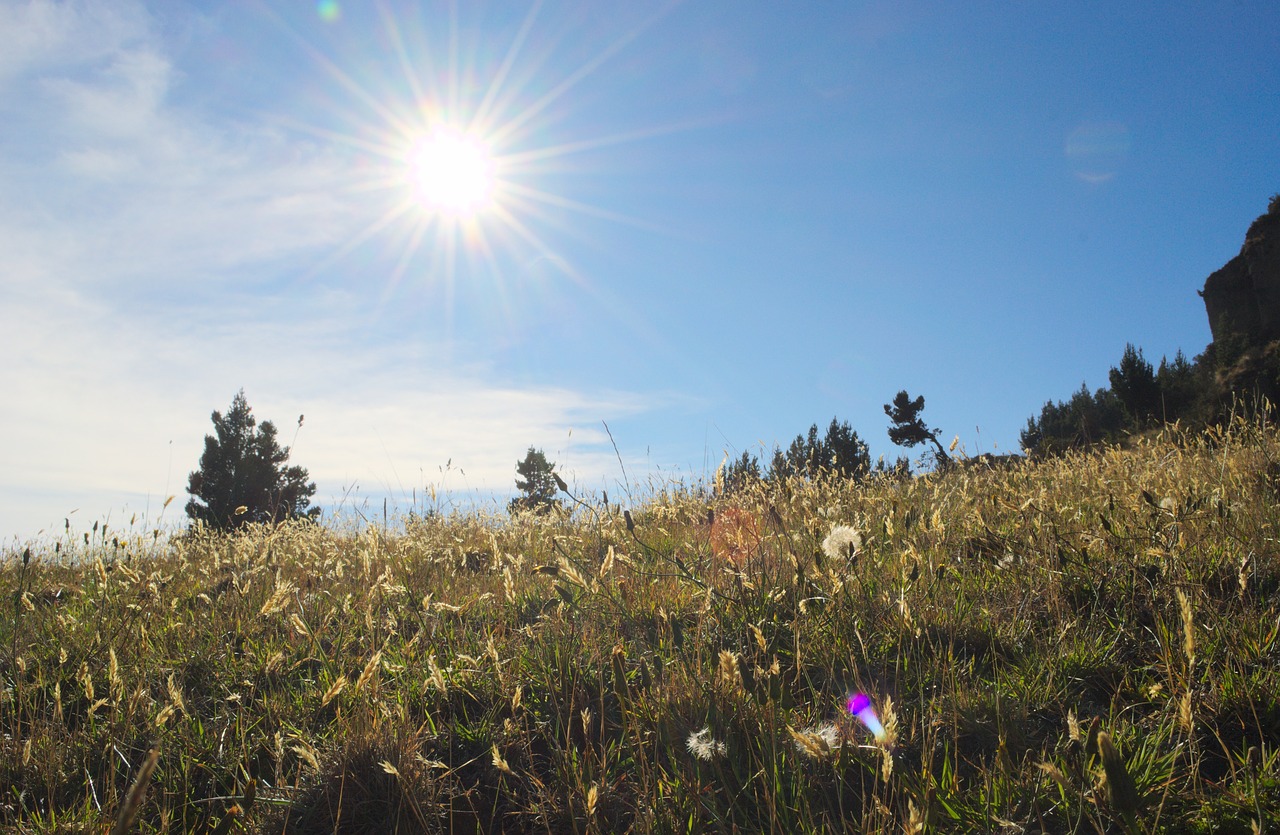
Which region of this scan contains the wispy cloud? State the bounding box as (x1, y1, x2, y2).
(0, 0, 151, 84)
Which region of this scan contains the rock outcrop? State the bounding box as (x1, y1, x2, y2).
(1200, 199, 1280, 347)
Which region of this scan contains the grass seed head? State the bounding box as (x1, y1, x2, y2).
(491, 744, 512, 774)
(718, 650, 743, 693)
(291, 741, 320, 772)
(355, 650, 383, 693)
(1177, 587, 1196, 666)
(686, 727, 727, 761)
(166, 672, 186, 715)
(320, 675, 347, 708)
(110, 748, 159, 835)
(427, 655, 447, 694)
(788, 724, 838, 759)
(1037, 761, 1069, 792)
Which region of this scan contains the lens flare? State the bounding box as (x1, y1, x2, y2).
(846, 693, 885, 741)
(1064, 121, 1130, 183)
(316, 1, 340, 23)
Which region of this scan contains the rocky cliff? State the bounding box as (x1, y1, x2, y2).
(1200, 198, 1280, 347)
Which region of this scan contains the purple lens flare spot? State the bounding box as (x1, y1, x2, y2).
(846, 692, 886, 741)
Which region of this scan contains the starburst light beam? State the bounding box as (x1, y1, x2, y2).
(468, 0, 544, 134)
(485, 1, 679, 148)
(252, 0, 710, 364)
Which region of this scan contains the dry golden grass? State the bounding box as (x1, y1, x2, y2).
(4, 416, 1280, 832)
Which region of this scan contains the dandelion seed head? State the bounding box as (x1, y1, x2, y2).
(813, 721, 841, 750)
(822, 526, 862, 561)
(686, 726, 727, 760)
(791, 722, 842, 759)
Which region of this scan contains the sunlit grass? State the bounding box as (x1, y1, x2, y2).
(5, 415, 1280, 832)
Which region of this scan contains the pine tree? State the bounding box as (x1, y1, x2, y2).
(720, 451, 763, 495)
(770, 418, 870, 480)
(1155, 350, 1202, 423)
(185, 390, 318, 530)
(1108, 344, 1160, 425)
(510, 447, 562, 514)
(884, 390, 950, 465)
(1020, 383, 1126, 456)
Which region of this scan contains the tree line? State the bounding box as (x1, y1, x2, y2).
(1022, 193, 1280, 455)
(186, 358, 1263, 529)
(185, 196, 1280, 527)
(184, 388, 956, 529)
(1019, 333, 1280, 457)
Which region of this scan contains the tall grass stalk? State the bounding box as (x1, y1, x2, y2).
(4, 416, 1280, 831)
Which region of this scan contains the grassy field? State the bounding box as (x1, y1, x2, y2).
(5, 417, 1280, 833)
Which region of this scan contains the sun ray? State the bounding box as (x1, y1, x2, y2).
(486, 1, 681, 148)
(440, 220, 460, 338)
(264, 114, 400, 158)
(502, 182, 675, 235)
(489, 203, 590, 288)
(467, 223, 522, 334)
(253, 3, 417, 139)
(376, 214, 434, 307)
(292, 199, 418, 287)
(376, 2, 428, 107)
(487, 202, 671, 353)
(499, 116, 729, 167)
(470, 0, 544, 135)
(447, 0, 461, 118)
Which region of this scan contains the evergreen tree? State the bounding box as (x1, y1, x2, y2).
(186, 390, 318, 530)
(770, 418, 870, 480)
(884, 390, 950, 465)
(510, 447, 562, 514)
(822, 417, 871, 477)
(1021, 383, 1126, 455)
(1108, 344, 1160, 425)
(773, 424, 825, 479)
(720, 450, 763, 495)
(1155, 350, 1202, 423)
(874, 455, 913, 479)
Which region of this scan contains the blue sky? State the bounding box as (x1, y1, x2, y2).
(1, 0, 1277, 543)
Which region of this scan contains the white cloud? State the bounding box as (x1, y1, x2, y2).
(0, 303, 657, 540)
(0, 0, 151, 84)
(44, 45, 171, 138)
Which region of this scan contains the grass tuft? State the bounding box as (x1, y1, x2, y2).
(6, 415, 1280, 831)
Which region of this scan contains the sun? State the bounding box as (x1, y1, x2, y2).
(266, 1, 687, 315)
(406, 127, 497, 218)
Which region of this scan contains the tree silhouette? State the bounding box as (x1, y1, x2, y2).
(185, 390, 318, 530)
(1155, 350, 1203, 423)
(770, 418, 870, 480)
(1020, 383, 1125, 456)
(510, 447, 562, 514)
(720, 450, 763, 495)
(884, 390, 950, 465)
(1108, 344, 1160, 425)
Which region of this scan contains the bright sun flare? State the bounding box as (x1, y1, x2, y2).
(407, 128, 496, 217)
(282, 1, 678, 305)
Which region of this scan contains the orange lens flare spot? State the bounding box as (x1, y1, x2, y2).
(710, 507, 761, 568)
